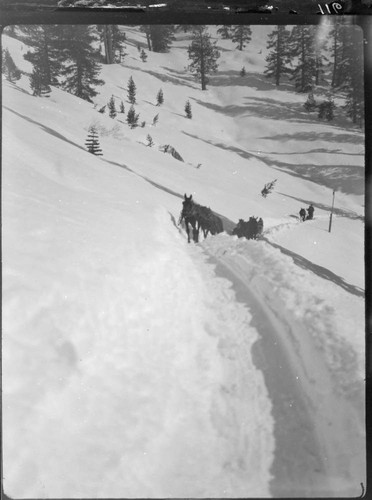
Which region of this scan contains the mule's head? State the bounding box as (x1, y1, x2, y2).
(182, 194, 194, 217)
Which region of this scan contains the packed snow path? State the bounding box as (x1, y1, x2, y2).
(202, 233, 365, 497)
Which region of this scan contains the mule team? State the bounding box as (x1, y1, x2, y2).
(179, 194, 315, 243)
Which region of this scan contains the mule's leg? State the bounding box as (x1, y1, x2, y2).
(192, 222, 199, 243)
(185, 221, 191, 243)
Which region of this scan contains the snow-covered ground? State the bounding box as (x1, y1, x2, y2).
(2, 25, 365, 498)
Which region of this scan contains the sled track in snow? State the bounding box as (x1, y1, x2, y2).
(203, 247, 365, 497)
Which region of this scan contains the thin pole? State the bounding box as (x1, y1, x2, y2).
(328, 189, 335, 233)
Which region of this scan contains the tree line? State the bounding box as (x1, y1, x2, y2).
(3, 22, 364, 125)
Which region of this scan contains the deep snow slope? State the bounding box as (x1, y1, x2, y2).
(2, 24, 365, 497)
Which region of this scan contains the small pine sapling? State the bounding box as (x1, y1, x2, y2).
(156, 88, 164, 106)
(318, 98, 335, 121)
(146, 134, 154, 147)
(185, 100, 192, 119)
(85, 125, 103, 155)
(98, 105, 106, 113)
(141, 121, 146, 128)
(126, 105, 139, 128)
(108, 95, 117, 118)
(261, 179, 277, 198)
(304, 92, 317, 112)
(240, 66, 246, 77)
(140, 49, 148, 62)
(127, 76, 137, 104)
(152, 113, 159, 126)
(119, 101, 125, 113)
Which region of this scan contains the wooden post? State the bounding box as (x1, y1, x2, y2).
(328, 189, 335, 233)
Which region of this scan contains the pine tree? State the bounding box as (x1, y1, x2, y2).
(264, 25, 291, 86)
(303, 91, 317, 111)
(217, 25, 232, 39)
(108, 95, 117, 118)
(98, 105, 106, 113)
(59, 25, 104, 103)
(2, 48, 21, 82)
(29, 68, 51, 97)
(185, 100, 192, 119)
(261, 179, 277, 198)
(23, 25, 63, 87)
(119, 100, 125, 113)
(156, 88, 164, 106)
(152, 113, 159, 126)
(140, 49, 148, 62)
(318, 98, 335, 121)
(85, 125, 103, 155)
(330, 19, 348, 88)
(342, 27, 364, 126)
(240, 66, 246, 77)
(126, 105, 139, 128)
(146, 134, 154, 147)
(98, 25, 126, 64)
(140, 25, 175, 53)
(188, 26, 220, 91)
(231, 25, 252, 51)
(287, 26, 317, 92)
(127, 76, 137, 104)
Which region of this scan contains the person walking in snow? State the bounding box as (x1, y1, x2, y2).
(307, 204, 315, 220)
(299, 208, 306, 222)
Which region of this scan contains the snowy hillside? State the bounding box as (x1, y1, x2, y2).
(2, 24, 365, 498)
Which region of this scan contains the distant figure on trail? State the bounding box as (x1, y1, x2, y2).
(299, 208, 306, 222)
(307, 204, 315, 220)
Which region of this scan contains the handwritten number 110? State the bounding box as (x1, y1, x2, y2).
(318, 2, 343, 13)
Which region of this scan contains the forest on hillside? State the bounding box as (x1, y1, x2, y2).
(2, 22, 364, 126)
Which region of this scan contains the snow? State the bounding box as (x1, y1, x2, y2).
(2, 24, 365, 498)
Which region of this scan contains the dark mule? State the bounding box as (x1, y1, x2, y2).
(197, 205, 223, 238)
(179, 194, 223, 243)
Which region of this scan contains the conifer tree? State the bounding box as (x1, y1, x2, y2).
(330, 19, 348, 88)
(146, 134, 154, 147)
(127, 76, 137, 104)
(140, 25, 175, 53)
(29, 68, 51, 97)
(217, 25, 232, 39)
(240, 66, 246, 77)
(318, 98, 335, 121)
(119, 100, 125, 113)
(188, 26, 220, 91)
(126, 105, 139, 128)
(287, 26, 317, 92)
(23, 25, 63, 87)
(59, 25, 104, 103)
(185, 100, 192, 119)
(108, 95, 117, 118)
(261, 179, 277, 197)
(341, 27, 364, 126)
(140, 49, 148, 62)
(2, 48, 21, 82)
(152, 113, 159, 126)
(98, 25, 126, 64)
(264, 25, 291, 86)
(303, 91, 317, 111)
(85, 125, 103, 155)
(231, 25, 252, 51)
(156, 88, 164, 106)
